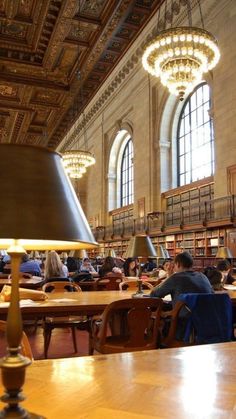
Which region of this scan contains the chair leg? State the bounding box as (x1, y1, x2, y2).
(44, 326, 52, 359)
(72, 327, 78, 353)
(88, 330, 94, 355)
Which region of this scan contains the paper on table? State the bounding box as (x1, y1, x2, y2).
(0, 302, 10, 307)
(49, 298, 77, 303)
(223, 284, 236, 291)
(20, 299, 42, 306)
(0, 299, 42, 308)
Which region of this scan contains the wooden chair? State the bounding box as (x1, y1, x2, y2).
(42, 281, 85, 358)
(42, 281, 81, 293)
(97, 275, 123, 291)
(0, 320, 33, 360)
(89, 297, 163, 354)
(161, 293, 233, 348)
(119, 280, 153, 291)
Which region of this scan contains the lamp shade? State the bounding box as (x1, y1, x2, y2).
(0, 144, 97, 250)
(156, 245, 167, 259)
(106, 249, 116, 258)
(215, 247, 233, 259)
(124, 235, 157, 258)
(71, 249, 88, 259)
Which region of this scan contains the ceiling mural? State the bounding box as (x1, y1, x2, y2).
(0, 0, 163, 149)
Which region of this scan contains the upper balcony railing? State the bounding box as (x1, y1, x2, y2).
(93, 195, 236, 241)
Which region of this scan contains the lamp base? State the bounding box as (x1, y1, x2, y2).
(0, 354, 45, 418)
(132, 292, 145, 298)
(0, 407, 44, 418)
(132, 279, 144, 297)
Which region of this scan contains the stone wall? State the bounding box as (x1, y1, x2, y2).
(59, 0, 236, 226)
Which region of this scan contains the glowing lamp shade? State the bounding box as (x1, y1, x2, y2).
(216, 247, 233, 259)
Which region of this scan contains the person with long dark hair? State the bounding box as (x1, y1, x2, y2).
(98, 256, 122, 277)
(123, 258, 138, 277)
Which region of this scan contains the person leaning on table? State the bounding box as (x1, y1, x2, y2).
(150, 252, 213, 339)
(150, 252, 213, 305)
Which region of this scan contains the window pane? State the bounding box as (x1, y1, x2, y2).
(177, 83, 214, 186)
(120, 138, 134, 207)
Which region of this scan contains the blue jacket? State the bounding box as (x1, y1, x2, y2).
(178, 293, 233, 344)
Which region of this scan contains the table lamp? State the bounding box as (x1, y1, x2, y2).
(72, 249, 88, 259)
(215, 247, 233, 259)
(106, 249, 116, 258)
(124, 235, 157, 295)
(0, 144, 98, 418)
(156, 245, 167, 265)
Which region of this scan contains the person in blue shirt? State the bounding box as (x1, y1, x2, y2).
(150, 251, 213, 305)
(20, 253, 42, 276)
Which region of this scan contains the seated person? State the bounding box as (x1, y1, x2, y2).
(150, 252, 213, 305)
(150, 252, 213, 340)
(98, 256, 122, 278)
(20, 253, 41, 276)
(44, 250, 69, 281)
(143, 258, 157, 272)
(216, 259, 234, 284)
(67, 256, 80, 273)
(123, 258, 139, 277)
(80, 258, 96, 273)
(203, 266, 224, 291)
(156, 258, 174, 281)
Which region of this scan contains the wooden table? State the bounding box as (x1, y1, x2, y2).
(1, 342, 236, 418)
(0, 290, 138, 319)
(0, 276, 45, 291)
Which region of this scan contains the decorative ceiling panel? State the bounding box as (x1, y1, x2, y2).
(0, 0, 164, 148)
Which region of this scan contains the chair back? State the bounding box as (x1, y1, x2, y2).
(97, 276, 123, 290)
(0, 320, 33, 360)
(178, 293, 233, 344)
(119, 280, 153, 291)
(96, 297, 163, 352)
(42, 281, 81, 293)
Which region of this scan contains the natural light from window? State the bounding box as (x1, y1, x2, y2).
(177, 83, 214, 186)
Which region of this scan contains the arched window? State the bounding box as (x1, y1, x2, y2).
(177, 83, 214, 186)
(120, 138, 134, 207)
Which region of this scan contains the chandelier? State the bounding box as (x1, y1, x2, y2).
(142, 1, 220, 100)
(62, 150, 95, 179)
(62, 0, 95, 179)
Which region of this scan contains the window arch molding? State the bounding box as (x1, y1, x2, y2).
(107, 122, 133, 211)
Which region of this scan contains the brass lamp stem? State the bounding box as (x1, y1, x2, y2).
(0, 250, 43, 418)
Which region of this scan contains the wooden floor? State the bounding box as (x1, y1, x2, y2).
(0, 325, 89, 360)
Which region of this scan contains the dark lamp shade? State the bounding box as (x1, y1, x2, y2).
(124, 235, 157, 258)
(216, 247, 233, 258)
(0, 144, 98, 250)
(156, 245, 167, 259)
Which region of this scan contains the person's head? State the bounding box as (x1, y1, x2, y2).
(216, 259, 231, 273)
(103, 256, 115, 269)
(204, 266, 223, 290)
(82, 258, 90, 266)
(21, 253, 29, 263)
(174, 252, 193, 272)
(45, 250, 64, 279)
(123, 258, 137, 276)
(162, 258, 173, 271)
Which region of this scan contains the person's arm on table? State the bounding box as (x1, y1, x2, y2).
(150, 276, 174, 298)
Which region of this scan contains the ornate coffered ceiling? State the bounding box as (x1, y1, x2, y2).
(0, 0, 163, 149)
